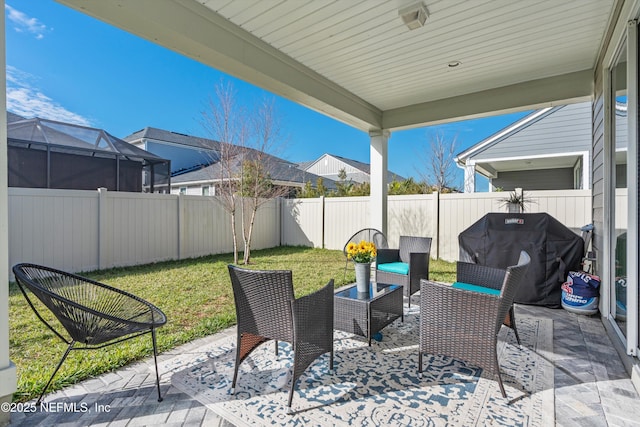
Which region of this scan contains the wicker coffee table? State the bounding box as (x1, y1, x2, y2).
(334, 282, 403, 345)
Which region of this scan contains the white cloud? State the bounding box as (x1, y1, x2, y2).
(5, 4, 48, 39)
(6, 65, 92, 126)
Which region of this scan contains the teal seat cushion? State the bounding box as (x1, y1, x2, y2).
(452, 282, 501, 296)
(377, 262, 409, 275)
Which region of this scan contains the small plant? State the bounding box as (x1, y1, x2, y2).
(499, 189, 534, 212)
(346, 240, 377, 263)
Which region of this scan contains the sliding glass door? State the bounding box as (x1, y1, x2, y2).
(608, 21, 639, 356)
(611, 39, 628, 337)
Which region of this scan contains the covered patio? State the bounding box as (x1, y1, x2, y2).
(6, 305, 640, 426)
(1, 0, 640, 425)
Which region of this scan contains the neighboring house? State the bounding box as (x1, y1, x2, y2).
(455, 102, 594, 193)
(8, 115, 170, 193)
(299, 153, 405, 184)
(124, 127, 220, 176)
(124, 127, 335, 196)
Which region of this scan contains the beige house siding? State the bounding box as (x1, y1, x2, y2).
(305, 155, 369, 183)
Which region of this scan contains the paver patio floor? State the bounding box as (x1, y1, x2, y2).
(6, 304, 640, 426)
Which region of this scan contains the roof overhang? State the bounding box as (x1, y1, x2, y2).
(55, 0, 617, 132)
(470, 152, 588, 179)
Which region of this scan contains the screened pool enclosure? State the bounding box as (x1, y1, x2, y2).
(8, 117, 170, 193)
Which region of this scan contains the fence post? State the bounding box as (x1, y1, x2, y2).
(321, 196, 325, 249)
(278, 197, 284, 247)
(97, 187, 110, 270)
(433, 191, 440, 260)
(177, 194, 184, 260)
(277, 197, 281, 247)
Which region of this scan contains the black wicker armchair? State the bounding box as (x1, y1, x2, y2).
(417, 251, 531, 398)
(343, 228, 388, 279)
(228, 265, 334, 412)
(12, 263, 167, 404)
(376, 236, 432, 307)
(457, 260, 522, 344)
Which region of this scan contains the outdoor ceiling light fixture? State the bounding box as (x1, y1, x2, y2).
(399, 2, 429, 30)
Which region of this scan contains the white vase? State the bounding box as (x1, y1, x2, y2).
(355, 262, 371, 294)
(507, 203, 521, 213)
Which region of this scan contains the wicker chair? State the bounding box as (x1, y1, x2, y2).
(228, 265, 334, 412)
(343, 228, 388, 279)
(12, 263, 167, 404)
(417, 251, 530, 398)
(376, 236, 432, 307)
(457, 261, 522, 345)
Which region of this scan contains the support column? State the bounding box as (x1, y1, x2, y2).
(463, 164, 476, 193)
(369, 130, 389, 236)
(0, 3, 18, 424)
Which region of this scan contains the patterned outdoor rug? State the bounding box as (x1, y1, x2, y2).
(163, 312, 554, 426)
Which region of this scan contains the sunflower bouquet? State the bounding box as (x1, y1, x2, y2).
(346, 240, 377, 263)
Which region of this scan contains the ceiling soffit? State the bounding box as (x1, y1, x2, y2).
(57, 0, 615, 131)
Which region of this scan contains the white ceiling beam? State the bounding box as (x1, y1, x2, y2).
(382, 70, 594, 130)
(56, 0, 383, 131)
(475, 163, 498, 178)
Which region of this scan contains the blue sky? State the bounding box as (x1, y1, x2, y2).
(5, 1, 530, 189)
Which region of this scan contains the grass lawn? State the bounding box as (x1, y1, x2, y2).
(9, 246, 456, 402)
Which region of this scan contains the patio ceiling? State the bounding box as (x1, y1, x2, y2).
(57, 0, 617, 132)
(473, 154, 582, 179)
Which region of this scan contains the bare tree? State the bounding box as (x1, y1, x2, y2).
(240, 97, 290, 264)
(202, 81, 289, 265)
(201, 81, 247, 264)
(416, 131, 459, 192)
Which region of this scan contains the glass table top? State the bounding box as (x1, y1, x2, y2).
(335, 282, 400, 302)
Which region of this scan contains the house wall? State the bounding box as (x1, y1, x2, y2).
(491, 167, 574, 191)
(305, 155, 369, 183)
(144, 140, 215, 174)
(590, 0, 640, 377)
(593, 63, 605, 279)
(473, 102, 592, 160)
(171, 184, 212, 196)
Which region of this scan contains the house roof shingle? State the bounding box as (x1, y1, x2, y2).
(125, 126, 336, 189)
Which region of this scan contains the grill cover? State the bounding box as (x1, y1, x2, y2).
(458, 213, 584, 308)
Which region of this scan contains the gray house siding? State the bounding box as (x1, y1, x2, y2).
(474, 102, 592, 160)
(492, 168, 574, 191)
(592, 62, 605, 277)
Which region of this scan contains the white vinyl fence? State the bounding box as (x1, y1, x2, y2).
(282, 190, 594, 261)
(8, 188, 595, 280)
(8, 188, 279, 277)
